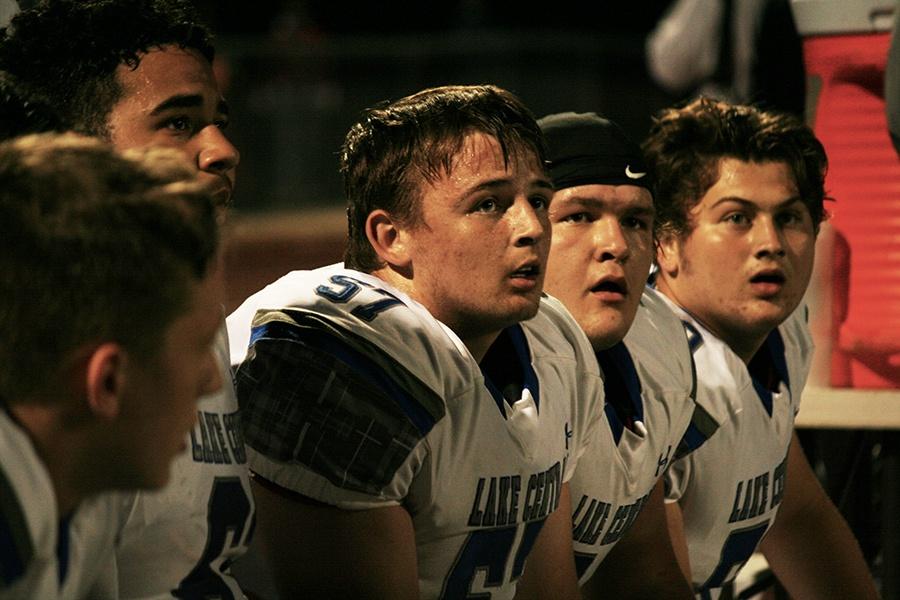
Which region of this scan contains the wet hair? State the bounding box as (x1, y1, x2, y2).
(642, 97, 828, 239)
(0, 133, 218, 402)
(0, 0, 213, 136)
(340, 84, 547, 272)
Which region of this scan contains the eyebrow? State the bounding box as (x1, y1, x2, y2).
(149, 94, 230, 117)
(711, 195, 804, 210)
(461, 176, 553, 197)
(559, 195, 656, 215)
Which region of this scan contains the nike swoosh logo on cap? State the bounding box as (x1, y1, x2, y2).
(625, 165, 647, 179)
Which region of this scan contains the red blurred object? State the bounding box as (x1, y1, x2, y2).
(804, 32, 900, 388)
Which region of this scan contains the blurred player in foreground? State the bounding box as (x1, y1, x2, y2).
(0, 133, 222, 598)
(0, 2, 253, 597)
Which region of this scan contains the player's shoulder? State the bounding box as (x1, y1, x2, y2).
(624, 286, 694, 394)
(655, 292, 746, 431)
(228, 264, 476, 394)
(0, 411, 56, 591)
(775, 303, 814, 402)
(777, 303, 814, 362)
(526, 294, 598, 371)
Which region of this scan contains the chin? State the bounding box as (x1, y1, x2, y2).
(585, 311, 630, 349)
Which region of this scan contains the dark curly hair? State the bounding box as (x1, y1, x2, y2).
(642, 97, 828, 240)
(0, 0, 213, 137)
(341, 84, 547, 272)
(0, 71, 63, 140)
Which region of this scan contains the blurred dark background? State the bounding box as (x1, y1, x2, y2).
(192, 1, 678, 212)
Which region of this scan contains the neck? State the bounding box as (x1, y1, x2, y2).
(724, 334, 766, 365)
(9, 403, 92, 518)
(458, 330, 500, 364)
(372, 265, 500, 363)
(656, 277, 766, 365)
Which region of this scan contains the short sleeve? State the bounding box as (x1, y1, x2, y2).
(235, 315, 444, 509)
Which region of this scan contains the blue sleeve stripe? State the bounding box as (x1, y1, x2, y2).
(249, 320, 440, 437)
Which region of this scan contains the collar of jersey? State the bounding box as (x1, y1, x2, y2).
(480, 324, 540, 418)
(596, 341, 644, 444)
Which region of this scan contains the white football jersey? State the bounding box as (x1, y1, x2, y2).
(115, 323, 255, 600)
(662, 301, 813, 598)
(570, 287, 700, 583)
(0, 410, 129, 600)
(227, 265, 603, 599)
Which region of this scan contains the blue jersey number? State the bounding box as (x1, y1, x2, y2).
(441, 521, 544, 598)
(315, 275, 403, 322)
(173, 477, 254, 599)
(698, 520, 769, 593)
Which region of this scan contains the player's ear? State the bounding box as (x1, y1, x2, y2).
(84, 342, 127, 421)
(655, 233, 681, 278)
(366, 209, 412, 269)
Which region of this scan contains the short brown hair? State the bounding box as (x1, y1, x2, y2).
(0, 133, 218, 401)
(340, 84, 547, 272)
(642, 97, 828, 240)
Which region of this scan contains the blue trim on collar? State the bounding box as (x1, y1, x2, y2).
(596, 342, 644, 444)
(57, 514, 71, 585)
(480, 324, 539, 418)
(751, 328, 790, 417)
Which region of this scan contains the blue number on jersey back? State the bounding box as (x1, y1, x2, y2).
(315, 275, 403, 322)
(173, 477, 253, 599)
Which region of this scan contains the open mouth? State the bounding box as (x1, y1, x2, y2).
(512, 265, 540, 278)
(750, 272, 786, 285)
(591, 280, 627, 295)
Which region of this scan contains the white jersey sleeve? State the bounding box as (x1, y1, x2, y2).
(227, 266, 603, 599)
(0, 411, 128, 600)
(570, 287, 698, 583)
(115, 322, 255, 600)
(662, 304, 813, 597)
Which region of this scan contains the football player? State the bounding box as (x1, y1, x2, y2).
(227, 84, 603, 598)
(0, 2, 252, 598)
(539, 111, 698, 598)
(644, 97, 877, 598)
(0, 133, 222, 599)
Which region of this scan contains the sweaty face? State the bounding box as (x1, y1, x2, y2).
(119, 261, 225, 489)
(404, 132, 553, 349)
(545, 184, 655, 351)
(656, 159, 816, 361)
(107, 45, 239, 209)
